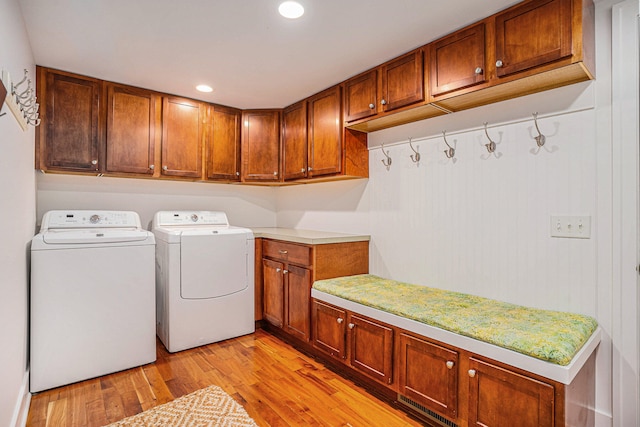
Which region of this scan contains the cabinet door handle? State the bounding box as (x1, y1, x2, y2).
(91, 159, 98, 165)
(495, 60, 504, 68)
(278, 250, 288, 254)
(468, 369, 476, 378)
(348, 323, 355, 329)
(276, 268, 281, 273)
(300, 168, 306, 173)
(380, 99, 387, 105)
(236, 171, 240, 176)
(162, 165, 168, 171)
(273, 171, 278, 176)
(446, 361, 454, 369)
(149, 164, 155, 170)
(283, 269, 288, 274)
(368, 103, 375, 109)
(336, 317, 344, 324)
(474, 67, 483, 74)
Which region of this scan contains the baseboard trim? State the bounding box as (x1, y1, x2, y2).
(10, 370, 30, 427)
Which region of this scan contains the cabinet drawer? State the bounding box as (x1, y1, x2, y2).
(263, 240, 312, 266)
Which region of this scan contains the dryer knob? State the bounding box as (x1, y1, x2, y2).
(190, 214, 199, 222)
(89, 214, 100, 224)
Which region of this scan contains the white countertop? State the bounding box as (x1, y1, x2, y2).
(251, 227, 370, 245)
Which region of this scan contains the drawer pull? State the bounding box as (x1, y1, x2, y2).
(337, 318, 344, 324)
(278, 249, 288, 254)
(468, 369, 476, 378)
(446, 361, 454, 369)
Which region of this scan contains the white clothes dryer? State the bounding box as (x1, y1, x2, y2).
(152, 211, 255, 353)
(30, 210, 156, 393)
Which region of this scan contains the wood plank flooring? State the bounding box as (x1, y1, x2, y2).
(26, 329, 425, 427)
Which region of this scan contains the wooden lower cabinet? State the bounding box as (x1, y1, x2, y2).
(468, 357, 555, 427)
(312, 300, 346, 359)
(309, 300, 594, 427)
(397, 332, 458, 420)
(348, 313, 394, 386)
(312, 300, 394, 387)
(262, 239, 369, 343)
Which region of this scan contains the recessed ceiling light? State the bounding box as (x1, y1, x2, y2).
(196, 84, 213, 93)
(279, 1, 304, 19)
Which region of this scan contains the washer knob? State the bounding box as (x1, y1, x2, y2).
(89, 214, 100, 224)
(190, 214, 199, 222)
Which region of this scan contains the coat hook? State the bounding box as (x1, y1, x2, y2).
(483, 122, 496, 153)
(442, 131, 455, 159)
(408, 137, 420, 163)
(380, 143, 392, 170)
(532, 112, 546, 147)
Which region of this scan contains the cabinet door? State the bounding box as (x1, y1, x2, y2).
(241, 110, 281, 182)
(430, 23, 486, 96)
(308, 86, 342, 178)
(282, 101, 308, 181)
(380, 49, 424, 112)
(495, 0, 572, 77)
(105, 84, 156, 174)
(398, 333, 458, 420)
(161, 96, 204, 178)
(468, 357, 555, 427)
(348, 313, 394, 386)
(207, 105, 241, 181)
(284, 264, 311, 341)
(41, 69, 101, 172)
(344, 69, 378, 122)
(263, 258, 285, 328)
(312, 300, 346, 360)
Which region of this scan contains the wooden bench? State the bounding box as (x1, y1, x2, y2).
(311, 274, 601, 427)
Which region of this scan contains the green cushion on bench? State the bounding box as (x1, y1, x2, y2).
(313, 274, 598, 366)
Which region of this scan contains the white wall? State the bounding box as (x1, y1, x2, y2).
(36, 174, 278, 229)
(0, 0, 37, 425)
(277, 2, 623, 423)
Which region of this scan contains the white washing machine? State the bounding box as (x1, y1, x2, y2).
(30, 210, 156, 393)
(152, 211, 255, 353)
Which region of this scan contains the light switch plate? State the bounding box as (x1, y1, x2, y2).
(550, 215, 591, 239)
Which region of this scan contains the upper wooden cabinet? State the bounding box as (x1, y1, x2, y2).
(430, 23, 487, 97)
(282, 101, 308, 181)
(241, 110, 281, 183)
(344, 69, 378, 122)
(344, 49, 428, 128)
(161, 96, 205, 179)
(207, 105, 241, 181)
(307, 86, 343, 178)
(36, 67, 102, 172)
(494, 0, 572, 78)
(105, 83, 157, 175)
(380, 49, 425, 112)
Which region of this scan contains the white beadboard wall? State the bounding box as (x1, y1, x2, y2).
(279, 82, 598, 316)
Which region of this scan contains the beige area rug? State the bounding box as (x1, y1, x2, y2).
(104, 385, 258, 427)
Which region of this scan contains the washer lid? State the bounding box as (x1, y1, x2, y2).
(42, 228, 152, 244)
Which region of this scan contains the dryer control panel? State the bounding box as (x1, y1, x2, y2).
(155, 211, 229, 227)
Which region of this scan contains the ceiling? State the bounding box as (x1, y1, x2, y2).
(18, 0, 518, 109)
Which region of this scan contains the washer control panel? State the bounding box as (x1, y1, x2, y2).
(155, 211, 229, 227)
(41, 211, 142, 230)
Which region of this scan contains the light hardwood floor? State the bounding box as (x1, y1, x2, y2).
(26, 329, 425, 426)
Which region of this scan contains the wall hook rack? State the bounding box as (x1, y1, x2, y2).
(532, 112, 546, 148)
(0, 68, 40, 129)
(408, 137, 420, 163)
(442, 131, 455, 159)
(483, 122, 496, 153)
(380, 143, 392, 170)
